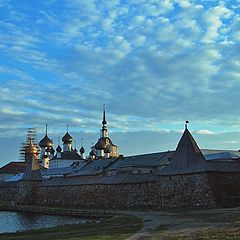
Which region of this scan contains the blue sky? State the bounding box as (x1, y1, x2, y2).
(0, 0, 240, 166)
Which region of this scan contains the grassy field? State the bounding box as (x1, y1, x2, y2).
(142, 207, 240, 240)
(0, 214, 142, 240)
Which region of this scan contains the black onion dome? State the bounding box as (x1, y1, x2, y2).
(89, 148, 96, 156)
(39, 135, 53, 148)
(50, 148, 55, 154)
(95, 138, 107, 150)
(56, 145, 62, 152)
(80, 146, 85, 154)
(73, 148, 78, 153)
(62, 132, 73, 143)
(104, 146, 111, 154)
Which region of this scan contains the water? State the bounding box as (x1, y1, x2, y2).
(0, 211, 86, 233)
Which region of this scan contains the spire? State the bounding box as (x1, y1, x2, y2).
(185, 120, 189, 129)
(45, 124, 48, 135)
(67, 124, 69, 132)
(101, 104, 108, 137)
(102, 104, 107, 125)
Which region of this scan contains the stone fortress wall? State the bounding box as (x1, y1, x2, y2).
(33, 172, 240, 208)
(0, 171, 239, 209)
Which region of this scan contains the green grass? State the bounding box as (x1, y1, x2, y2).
(196, 228, 240, 240)
(161, 229, 240, 240)
(148, 227, 240, 240)
(0, 214, 142, 240)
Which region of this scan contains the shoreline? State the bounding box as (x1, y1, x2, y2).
(0, 205, 239, 240)
(0, 213, 142, 240)
(0, 204, 113, 219)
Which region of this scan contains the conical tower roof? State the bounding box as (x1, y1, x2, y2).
(170, 128, 205, 169)
(160, 127, 207, 175)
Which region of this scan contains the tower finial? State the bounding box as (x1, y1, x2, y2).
(67, 124, 69, 132)
(81, 138, 83, 147)
(58, 137, 60, 145)
(185, 120, 189, 129)
(45, 124, 48, 135)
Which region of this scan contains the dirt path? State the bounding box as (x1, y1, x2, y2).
(124, 211, 177, 240)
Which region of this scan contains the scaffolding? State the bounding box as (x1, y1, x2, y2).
(19, 128, 40, 161)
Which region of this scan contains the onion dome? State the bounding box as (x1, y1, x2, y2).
(62, 132, 73, 143)
(95, 138, 107, 150)
(104, 146, 111, 154)
(25, 141, 38, 154)
(39, 135, 53, 148)
(56, 145, 62, 152)
(80, 146, 85, 154)
(73, 148, 78, 153)
(89, 148, 96, 156)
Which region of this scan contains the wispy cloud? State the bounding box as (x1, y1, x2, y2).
(0, 0, 239, 165)
(196, 129, 216, 135)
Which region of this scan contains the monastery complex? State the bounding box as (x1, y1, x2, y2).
(0, 109, 239, 209)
